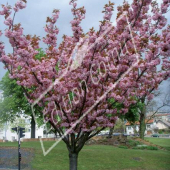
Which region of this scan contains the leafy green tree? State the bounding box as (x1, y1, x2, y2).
(0, 73, 40, 138)
(0, 122, 3, 131)
(107, 98, 141, 138)
(0, 49, 47, 138)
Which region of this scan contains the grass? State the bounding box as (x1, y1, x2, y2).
(145, 137, 170, 151)
(0, 139, 170, 170)
(118, 145, 128, 149)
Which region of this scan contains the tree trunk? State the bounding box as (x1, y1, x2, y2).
(139, 106, 146, 140)
(69, 153, 78, 170)
(31, 115, 36, 138)
(107, 127, 114, 138)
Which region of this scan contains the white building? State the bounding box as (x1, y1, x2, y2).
(126, 119, 155, 135)
(0, 120, 45, 141)
(154, 113, 170, 122)
(155, 119, 170, 130)
(125, 113, 170, 135)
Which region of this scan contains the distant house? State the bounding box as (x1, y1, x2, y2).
(154, 113, 170, 122)
(125, 119, 155, 135)
(125, 113, 170, 135)
(155, 120, 170, 130)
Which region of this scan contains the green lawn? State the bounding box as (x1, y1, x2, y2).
(145, 137, 170, 151)
(0, 139, 170, 170)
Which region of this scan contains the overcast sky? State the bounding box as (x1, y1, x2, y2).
(0, 0, 169, 110)
(0, 0, 132, 79)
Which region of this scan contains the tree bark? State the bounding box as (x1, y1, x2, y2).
(31, 115, 36, 138)
(69, 153, 78, 170)
(107, 127, 114, 138)
(139, 106, 146, 140)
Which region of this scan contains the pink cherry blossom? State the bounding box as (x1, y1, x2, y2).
(0, 1, 169, 166)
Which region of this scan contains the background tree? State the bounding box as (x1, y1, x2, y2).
(164, 82, 170, 107)
(0, 122, 3, 131)
(113, 119, 125, 133)
(0, 0, 169, 170)
(10, 118, 27, 131)
(0, 73, 43, 138)
(138, 88, 170, 139)
(107, 99, 140, 138)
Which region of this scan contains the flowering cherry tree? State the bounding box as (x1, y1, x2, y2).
(0, 0, 170, 169)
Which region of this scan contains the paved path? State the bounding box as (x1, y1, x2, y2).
(0, 147, 34, 170)
(0, 169, 17, 170)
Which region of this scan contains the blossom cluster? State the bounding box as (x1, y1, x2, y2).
(0, 0, 169, 134)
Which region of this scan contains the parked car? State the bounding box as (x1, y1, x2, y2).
(152, 134, 159, 137)
(112, 133, 130, 136)
(123, 133, 130, 136)
(113, 133, 121, 136)
(132, 133, 139, 137)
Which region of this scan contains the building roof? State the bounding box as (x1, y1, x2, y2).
(155, 113, 170, 117)
(146, 113, 170, 119)
(125, 119, 154, 126)
(147, 112, 170, 116)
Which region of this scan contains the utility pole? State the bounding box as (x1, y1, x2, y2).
(11, 126, 25, 170)
(18, 127, 20, 170)
(4, 122, 7, 140)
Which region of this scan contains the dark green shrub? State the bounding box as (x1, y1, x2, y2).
(132, 147, 138, 149)
(128, 139, 142, 147)
(147, 146, 158, 150)
(132, 146, 158, 150)
(158, 130, 163, 134)
(119, 145, 128, 149)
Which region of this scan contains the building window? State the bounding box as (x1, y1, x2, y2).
(147, 125, 150, 128)
(128, 126, 131, 130)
